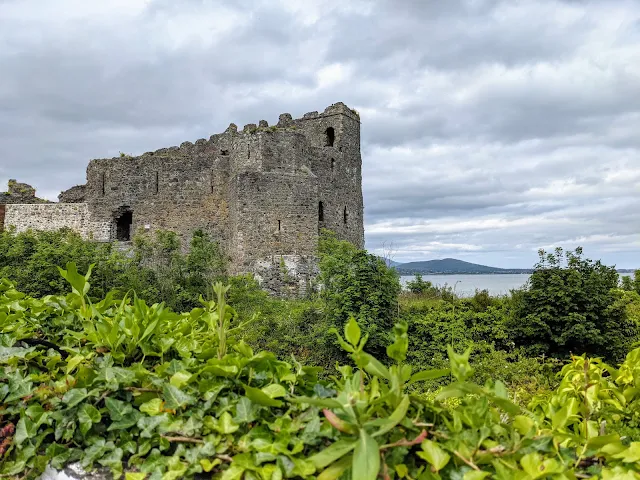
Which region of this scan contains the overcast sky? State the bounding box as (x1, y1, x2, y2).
(1, 0, 639, 268)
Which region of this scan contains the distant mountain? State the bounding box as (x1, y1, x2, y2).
(393, 258, 532, 275)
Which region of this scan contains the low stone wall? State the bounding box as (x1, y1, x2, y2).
(3, 203, 111, 241)
(251, 254, 318, 296)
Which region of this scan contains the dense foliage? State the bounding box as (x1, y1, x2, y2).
(317, 230, 401, 356)
(0, 228, 227, 311)
(2, 269, 640, 479)
(508, 247, 637, 361)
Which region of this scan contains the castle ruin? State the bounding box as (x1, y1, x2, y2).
(0, 102, 364, 293)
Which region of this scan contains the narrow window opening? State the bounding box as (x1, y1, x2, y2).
(278, 220, 281, 231)
(343, 207, 348, 225)
(101, 173, 106, 196)
(325, 127, 335, 147)
(318, 201, 324, 222)
(247, 145, 250, 159)
(115, 210, 133, 241)
(331, 158, 335, 171)
(154, 172, 159, 194)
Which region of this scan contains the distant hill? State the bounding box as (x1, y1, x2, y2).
(393, 258, 532, 275)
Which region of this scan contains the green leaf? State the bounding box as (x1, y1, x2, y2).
(65, 354, 85, 375)
(62, 388, 88, 408)
(243, 385, 283, 407)
(78, 404, 101, 435)
(352, 429, 380, 480)
(309, 439, 358, 470)
(139, 398, 164, 416)
(234, 397, 258, 424)
(169, 371, 192, 388)
(317, 456, 352, 480)
(344, 317, 361, 347)
(163, 384, 195, 410)
(216, 411, 240, 434)
(464, 472, 491, 480)
(372, 394, 409, 437)
(125, 473, 147, 480)
(409, 368, 450, 384)
(289, 396, 342, 409)
(418, 440, 450, 472)
(361, 353, 391, 380)
(262, 383, 287, 399)
(14, 417, 35, 446)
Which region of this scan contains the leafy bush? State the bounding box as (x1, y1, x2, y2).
(2, 269, 640, 479)
(509, 247, 638, 361)
(317, 230, 401, 356)
(405, 274, 434, 295)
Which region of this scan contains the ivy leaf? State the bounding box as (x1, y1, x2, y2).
(65, 354, 85, 375)
(105, 397, 133, 420)
(418, 440, 450, 472)
(14, 417, 36, 446)
(125, 474, 147, 480)
(62, 388, 88, 408)
(169, 371, 192, 388)
(163, 384, 195, 410)
(352, 429, 380, 480)
(137, 414, 169, 438)
(78, 404, 102, 435)
(262, 383, 286, 399)
(139, 398, 164, 416)
(216, 412, 239, 434)
(234, 397, 258, 424)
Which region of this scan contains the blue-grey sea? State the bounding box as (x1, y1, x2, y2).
(399, 273, 633, 297)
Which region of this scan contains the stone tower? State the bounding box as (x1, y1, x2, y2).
(1, 102, 365, 294)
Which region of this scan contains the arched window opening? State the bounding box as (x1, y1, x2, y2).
(318, 201, 324, 222)
(325, 127, 335, 147)
(343, 207, 348, 225)
(331, 158, 335, 171)
(115, 210, 133, 241)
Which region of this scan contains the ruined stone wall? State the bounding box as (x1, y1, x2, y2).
(0, 180, 50, 205)
(3, 204, 111, 240)
(16, 102, 365, 294)
(82, 137, 233, 247)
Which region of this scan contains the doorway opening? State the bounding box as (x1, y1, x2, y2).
(115, 210, 133, 241)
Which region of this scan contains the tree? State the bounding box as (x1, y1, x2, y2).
(508, 247, 637, 361)
(317, 230, 401, 355)
(405, 274, 434, 294)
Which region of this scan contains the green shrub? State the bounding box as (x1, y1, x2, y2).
(508, 247, 638, 361)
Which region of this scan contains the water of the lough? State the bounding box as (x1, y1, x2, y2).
(399, 273, 633, 298)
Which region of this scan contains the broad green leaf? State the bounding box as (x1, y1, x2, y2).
(65, 354, 85, 375)
(14, 417, 35, 446)
(352, 429, 380, 480)
(310, 439, 358, 470)
(169, 371, 192, 388)
(78, 404, 101, 435)
(613, 442, 640, 463)
(234, 397, 258, 424)
(290, 396, 342, 409)
(163, 384, 195, 410)
(220, 465, 245, 480)
(262, 383, 287, 399)
(62, 388, 88, 408)
(464, 472, 491, 480)
(244, 385, 283, 407)
(344, 317, 361, 347)
(217, 411, 240, 434)
(418, 440, 450, 472)
(125, 474, 147, 480)
(200, 458, 222, 473)
(139, 398, 164, 416)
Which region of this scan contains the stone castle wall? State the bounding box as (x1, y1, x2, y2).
(1, 102, 364, 294)
(3, 203, 111, 240)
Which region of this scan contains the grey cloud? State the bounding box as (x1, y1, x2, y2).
(0, 0, 639, 268)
